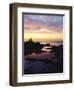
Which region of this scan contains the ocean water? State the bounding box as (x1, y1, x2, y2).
(24, 59, 63, 74)
(40, 41, 63, 46)
(24, 41, 63, 75)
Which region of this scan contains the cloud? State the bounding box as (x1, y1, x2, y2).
(24, 14, 63, 33)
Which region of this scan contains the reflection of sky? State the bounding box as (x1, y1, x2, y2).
(24, 14, 63, 33)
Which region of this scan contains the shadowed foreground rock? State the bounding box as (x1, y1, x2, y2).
(24, 38, 50, 55)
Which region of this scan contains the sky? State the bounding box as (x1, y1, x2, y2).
(24, 14, 63, 42)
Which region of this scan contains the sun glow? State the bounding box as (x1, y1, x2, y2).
(24, 32, 63, 42)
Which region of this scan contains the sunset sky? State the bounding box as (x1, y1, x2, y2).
(24, 14, 63, 42)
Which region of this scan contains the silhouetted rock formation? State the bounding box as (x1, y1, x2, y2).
(24, 39, 63, 64)
(24, 38, 44, 55)
(44, 43, 50, 46)
(50, 45, 63, 62)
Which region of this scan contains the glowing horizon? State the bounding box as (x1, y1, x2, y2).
(24, 32, 63, 42)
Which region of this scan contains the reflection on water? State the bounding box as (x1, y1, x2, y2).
(41, 46, 52, 52)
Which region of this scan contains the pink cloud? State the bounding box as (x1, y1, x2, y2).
(24, 19, 63, 33)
